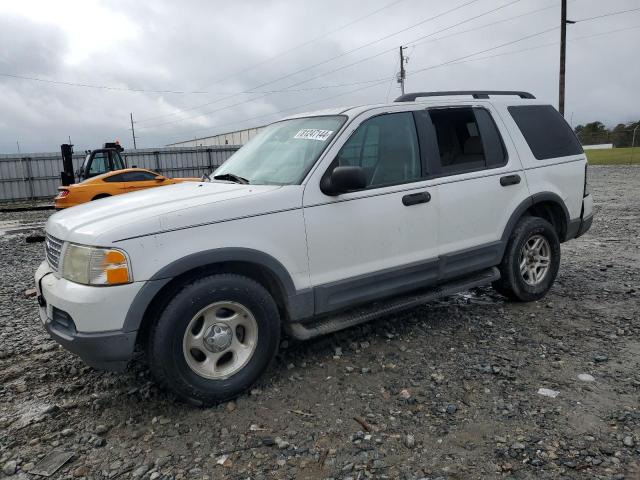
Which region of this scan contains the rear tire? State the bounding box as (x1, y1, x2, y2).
(493, 216, 560, 302)
(147, 274, 280, 406)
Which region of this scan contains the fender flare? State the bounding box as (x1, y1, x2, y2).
(499, 192, 571, 255)
(122, 248, 311, 332)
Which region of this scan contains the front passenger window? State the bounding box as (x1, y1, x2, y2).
(336, 112, 421, 188)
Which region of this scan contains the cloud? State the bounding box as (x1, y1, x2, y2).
(0, 0, 638, 153)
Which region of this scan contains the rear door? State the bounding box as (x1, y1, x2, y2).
(417, 104, 530, 279)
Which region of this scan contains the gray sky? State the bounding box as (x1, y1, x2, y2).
(0, 0, 639, 153)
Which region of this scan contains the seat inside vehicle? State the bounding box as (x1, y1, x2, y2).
(431, 107, 486, 169)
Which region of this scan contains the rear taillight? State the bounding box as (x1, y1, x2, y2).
(583, 164, 589, 197)
(57, 190, 69, 198)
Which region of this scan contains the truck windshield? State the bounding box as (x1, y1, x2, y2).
(212, 115, 345, 185)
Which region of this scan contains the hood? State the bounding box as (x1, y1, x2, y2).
(46, 181, 288, 245)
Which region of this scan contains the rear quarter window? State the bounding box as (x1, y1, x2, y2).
(508, 105, 583, 160)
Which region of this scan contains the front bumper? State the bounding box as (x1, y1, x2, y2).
(35, 261, 142, 371)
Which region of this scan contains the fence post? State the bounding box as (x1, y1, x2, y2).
(22, 157, 35, 200)
(154, 151, 161, 173)
(206, 148, 213, 172)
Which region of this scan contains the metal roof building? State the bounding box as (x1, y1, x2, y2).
(167, 126, 265, 148)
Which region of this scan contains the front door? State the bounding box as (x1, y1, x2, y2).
(303, 111, 440, 315)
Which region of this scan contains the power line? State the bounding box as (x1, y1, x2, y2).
(3, 4, 636, 103)
(406, 0, 565, 48)
(140, 0, 524, 129)
(271, 0, 524, 94)
(198, 0, 407, 89)
(162, 24, 562, 141)
(0, 71, 396, 96)
(150, 0, 611, 130)
(165, 19, 640, 143)
(136, 0, 485, 124)
(574, 6, 640, 23)
(0, 0, 406, 97)
(442, 24, 640, 66)
(0, 73, 210, 94)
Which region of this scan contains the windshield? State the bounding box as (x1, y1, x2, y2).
(212, 115, 345, 185)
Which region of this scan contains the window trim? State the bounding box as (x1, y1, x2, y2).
(320, 111, 426, 193)
(418, 105, 509, 179)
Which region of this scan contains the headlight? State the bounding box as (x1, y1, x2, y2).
(62, 244, 132, 286)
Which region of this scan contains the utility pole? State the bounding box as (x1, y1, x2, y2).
(558, 0, 575, 116)
(130, 113, 138, 149)
(398, 46, 406, 95)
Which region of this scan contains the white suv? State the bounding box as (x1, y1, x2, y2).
(35, 91, 593, 405)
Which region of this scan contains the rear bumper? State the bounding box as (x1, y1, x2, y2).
(575, 213, 593, 238)
(566, 194, 593, 241)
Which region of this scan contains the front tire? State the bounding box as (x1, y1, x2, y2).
(147, 274, 280, 406)
(493, 216, 560, 302)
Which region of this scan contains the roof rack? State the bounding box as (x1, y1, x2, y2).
(395, 90, 535, 102)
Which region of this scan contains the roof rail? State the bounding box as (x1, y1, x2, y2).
(395, 90, 535, 102)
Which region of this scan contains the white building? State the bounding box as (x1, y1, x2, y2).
(168, 126, 265, 148)
(581, 143, 614, 150)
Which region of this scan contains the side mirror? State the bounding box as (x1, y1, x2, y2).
(321, 166, 367, 195)
(155, 175, 167, 182)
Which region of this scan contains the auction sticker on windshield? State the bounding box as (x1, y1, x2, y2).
(294, 129, 333, 141)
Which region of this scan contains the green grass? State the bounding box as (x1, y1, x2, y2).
(585, 147, 640, 165)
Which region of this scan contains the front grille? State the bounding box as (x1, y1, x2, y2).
(45, 234, 64, 271)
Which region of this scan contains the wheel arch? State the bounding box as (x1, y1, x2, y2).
(125, 248, 313, 344)
(501, 193, 571, 251)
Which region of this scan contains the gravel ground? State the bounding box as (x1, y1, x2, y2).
(1, 166, 638, 480)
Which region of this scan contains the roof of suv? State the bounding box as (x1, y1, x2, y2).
(283, 91, 548, 121)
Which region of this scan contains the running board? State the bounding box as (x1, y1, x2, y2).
(286, 267, 500, 341)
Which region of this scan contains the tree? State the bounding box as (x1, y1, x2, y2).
(575, 121, 609, 145)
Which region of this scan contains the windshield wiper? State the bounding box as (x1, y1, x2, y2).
(212, 173, 250, 184)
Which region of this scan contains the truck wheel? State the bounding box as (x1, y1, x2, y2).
(147, 274, 280, 406)
(493, 216, 560, 302)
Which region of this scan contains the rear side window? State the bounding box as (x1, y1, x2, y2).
(122, 171, 158, 182)
(425, 107, 506, 174)
(104, 173, 126, 183)
(508, 105, 583, 160)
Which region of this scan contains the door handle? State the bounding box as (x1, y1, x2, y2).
(402, 191, 431, 206)
(500, 174, 521, 186)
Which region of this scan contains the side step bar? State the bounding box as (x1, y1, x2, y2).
(285, 267, 500, 341)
